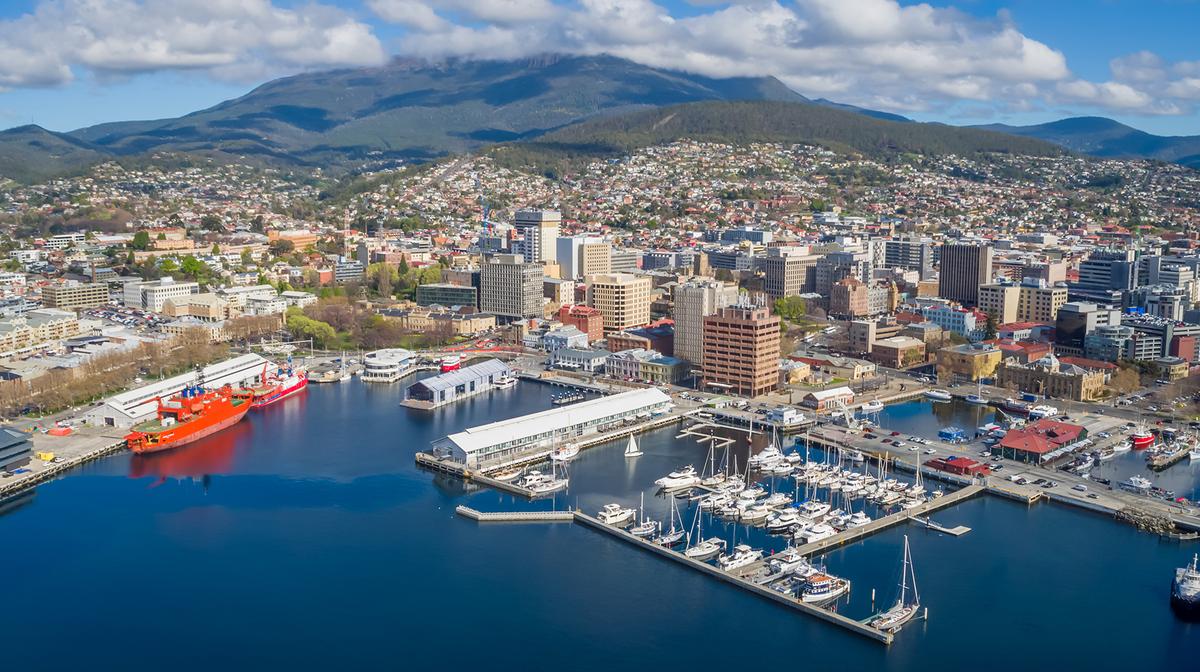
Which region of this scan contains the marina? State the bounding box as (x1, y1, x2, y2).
(3, 381, 1200, 670)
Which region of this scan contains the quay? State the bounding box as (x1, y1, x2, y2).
(793, 485, 984, 556)
(912, 517, 972, 536)
(0, 435, 125, 501)
(454, 505, 574, 523)
(573, 511, 894, 645)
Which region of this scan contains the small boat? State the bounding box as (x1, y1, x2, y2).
(1119, 475, 1153, 493)
(1112, 441, 1132, 454)
(846, 511, 872, 528)
(801, 573, 851, 604)
(860, 400, 884, 414)
(490, 467, 522, 482)
(551, 390, 586, 406)
(924, 389, 952, 402)
(685, 537, 726, 561)
(655, 465, 700, 491)
(766, 509, 801, 532)
(629, 518, 660, 538)
(964, 394, 987, 406)
(439, 355, 461, 372)
(739, 504, 771, 524)
(624, 435, 643, 458)
(1131, 427, 1156, 451)
(718, 544, 763, 571)
(1028, 404, 1060, 419)
(652, 497, 687, 547)
(551, 443, 580, 462)
(1172, 554, 1200, 621)
(493, 374, 518, 390)
(868, 535, 922, 632)
(598, 503, 637, 526)
(801, 522, 836, 543)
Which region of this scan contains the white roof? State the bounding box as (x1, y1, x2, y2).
(808, 386, 855, 401)
(103, 353, 267, 414)
(445, 388, 671, 455)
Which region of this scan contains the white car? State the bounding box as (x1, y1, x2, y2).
(907, 445, 919, 452)
(924, 448, 936, 455)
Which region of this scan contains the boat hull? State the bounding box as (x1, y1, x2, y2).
(251, 375, 308, 409)
(1171, 590, 1200, 621)
(128, 404, 251, 455)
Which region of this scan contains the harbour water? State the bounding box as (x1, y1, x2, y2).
(1, 382, 1198, 670)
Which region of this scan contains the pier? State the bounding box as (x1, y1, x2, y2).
(573, 511, 894, 644)
(454, 506, 574, 523)
(0, 436, 125, 501)
(912, 517, 972, 536)
(793, 485, 983, 556)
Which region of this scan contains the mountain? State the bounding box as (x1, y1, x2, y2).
(59, 55, 806, 169)
(491, 100, 1064, 175)
(976, 117, 1200, 168)
(0, 125, 111, 183)
(813, 99, 912, 123)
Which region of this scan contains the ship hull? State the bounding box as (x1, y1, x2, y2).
(251, 376, 308, 409)
(1170, 590, 1200, 621)
(128, 405, 251, 455)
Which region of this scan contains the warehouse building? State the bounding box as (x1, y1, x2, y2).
(432, 388, 673, 468)
(403, 359, 512, 408)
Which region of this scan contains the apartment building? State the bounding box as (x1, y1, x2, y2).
(586, 273, 652, 336)
(701, 304, 781, 398)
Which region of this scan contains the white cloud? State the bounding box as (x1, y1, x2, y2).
(0, 0, 387, 89)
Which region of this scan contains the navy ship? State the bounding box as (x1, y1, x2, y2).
(1171, 554, 1200, 620)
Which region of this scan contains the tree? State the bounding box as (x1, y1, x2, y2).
(251, 214, 264, 233)
(983, 312, 998, 340)
(1110, 365, 1142, 395)
(160, 257, 179, 273)
(211, 244, 221, 255)
(200, 214, 223, 231)
(240, 249, 253, 267)
(269, 239, 295, 256)
(773, 296, 807, 323)
(130, 231, 151, 250)
(180, 255, 205, 278)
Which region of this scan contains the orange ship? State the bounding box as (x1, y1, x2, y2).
(124, 385, 254, 454)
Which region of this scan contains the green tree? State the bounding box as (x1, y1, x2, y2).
(180, 255, 205, 278)
(983, 312, 998, 340)
(211, 244, 221, 255)
(160, 257, 179, 273)
(286, 313, 337, 348)
(773, 296, 807, 322)
(200, 214, 223, 231)
(269, 239, 295, 256)
(130, 231, 151, 250)
(240, 249, 253, 267)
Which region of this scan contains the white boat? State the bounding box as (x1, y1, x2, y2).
(766, 509, 801, 532)
(551, 443, 580, 462)
(798, 500, 831, 522)
(624, 435, 643, 458)
(686, 537, 727, 561)
(629, 519, 660, 537)
(653, 497, 687, 547)
(493, 374, 518, 389)
(860, 400, 885, 414)
(768, 462, 795, 477)
(655, 465, 700, 491)
(762, 492, 793, 509)
(964, 394, 987, 405)
(924, 389, 952, 402)
(766, 547, 813, 576)
(1120, 475, 1153, 493)
(490, 467, 522, 482)
(748, 442, 784, 469)
(738, 485, 767, 501)
(598, 503, 637, 526)
(1028, 404, 1060, 419)
(846, 511, 872, 528)
(801, 573, 851, 604)
(1113, 441, 1132, 454)
(802, 522, 836, 543)
(739, 504, 772, 524)
(718, 544, 763, 571)
(868, 535, 922, 632)
(528, 476, 568, 496)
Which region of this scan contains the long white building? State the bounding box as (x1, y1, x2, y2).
(80, 353, 268, 428)
(432, 387, 672, 468)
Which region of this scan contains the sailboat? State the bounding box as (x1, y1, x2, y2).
(684, 504, 726, 561)
(551, 442, 580, 462)
(628, 492, 659, 538)
(965, 380, 987, 405)
(653, 496, 687, 546)
(868, 535, 922, 632)
(624, 434, 643, 458)
(337, 351, 352, 382)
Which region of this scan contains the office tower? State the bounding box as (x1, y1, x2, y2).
(674, 278, 740, 367)
(701, 304, 781, 397)
(762, 246, 820, 298)
(586, 273, 652, 335)
(938, 243, 993, 306)
(513, 209, 560, 264)
(481, 254, 542, 322)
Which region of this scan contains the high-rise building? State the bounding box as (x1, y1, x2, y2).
(977, 284, 1020, 324)
(586, 273, 652, 335)
(609, 248, 641, 273)
(1069, 249, 1137, 306)
(938, 243, 993, 306)
(883, 237, 934, 279)
(829, 277, 870, 318)
(1054, 301, 1123, 356)
(762, 246, 819, 298)
(555, 236, 610, 280)
(481, 254, 542, 322)
(673, 278, 739, 367)
(814, 251, 872, 298)
(513, 209, 560, 264)
(701, 304, 781, 398)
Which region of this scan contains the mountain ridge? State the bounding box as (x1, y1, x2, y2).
(974, 116, 1200, 168)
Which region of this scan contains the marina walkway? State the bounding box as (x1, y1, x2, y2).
(794, 485, 984, 556)
(573, 511, 894, 644)
(455, 506, 574, 523)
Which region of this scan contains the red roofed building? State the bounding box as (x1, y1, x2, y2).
(925, 456, 991, 478)
(1059, 356, 1118, 373)
(996, 418, 1087, 464)
(558, 304, 603, 342)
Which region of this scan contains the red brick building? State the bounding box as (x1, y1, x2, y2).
(558, 304, 603, 343)
(996, 419, 1086, 464)
(925, 456, 991, 477)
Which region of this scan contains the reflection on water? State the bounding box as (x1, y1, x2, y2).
(128, 420, 251, 483)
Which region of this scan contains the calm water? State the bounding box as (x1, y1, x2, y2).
(2, 382, 1198, 670)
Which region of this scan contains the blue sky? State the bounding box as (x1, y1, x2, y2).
(0, 0, 1197, 135)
